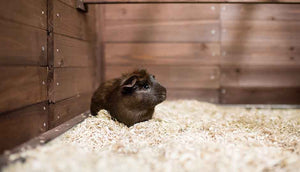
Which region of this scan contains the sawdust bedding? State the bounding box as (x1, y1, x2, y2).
(3, 100, 300, 172)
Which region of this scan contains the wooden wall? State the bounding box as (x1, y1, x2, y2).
(0, 0, 97, 153)
(1, 0, 300, 154)
(99, 3, 300, 104)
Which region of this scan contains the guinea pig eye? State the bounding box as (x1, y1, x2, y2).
(152, 75, 156, 79)
(143, 83, 150, 89)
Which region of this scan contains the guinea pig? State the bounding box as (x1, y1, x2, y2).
(90, 69, 167, 127)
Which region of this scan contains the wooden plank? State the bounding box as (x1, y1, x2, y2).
(0, 102, 48, 153)
(167, 89, 219, 103)
(53, 0, 95, 40)
(0, 67, 47, 113)
(58, 0, 79, 8)
(104, 20, 219, 42)
(49, 93, 92, 128)
(0, 0, 47, 29)
(0, 112, 89, 167)
(54, 34, 92, 67)
(220, 43, 300, 66)
(105, 4, 219, 20)
(58, 0, 96, 16)
(221, 20, 300, 43)
(220, 66, 300, 87)
(96, 5, 106, 86)
(105, 65, 220, 89)
(105, 43, 220, 65)
(50, 68, 93, 102)
(221, 4, 300, 21)
(220, 87, 300, 104)
(0, 19, 47, 66)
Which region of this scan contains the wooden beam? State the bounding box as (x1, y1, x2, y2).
(0, 111, 89, 167)
(0, 102, 48, 154)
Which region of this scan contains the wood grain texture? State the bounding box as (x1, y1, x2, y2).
(95, 5, 106, 86)
(106, 65, 220, 89)
(50, 68, 93, 102)
(221, 4, 300, 21)
(0, 102, 48, 153)
(167, 89, 219, 103)
(105, 43, 220, 65)
(0, 19, 47, 66)
(53, 0, 95, 40)
(0, 0, 47, 29)
(104, 20, 219, 42)
(105, 4, 220, 20)
(0, 67, 47, 113)
(49, 93, 92, 128)
(85, 0, 300, 3)
(221, 20, 300, 43)
(54, 34, 92, 67)
(220, 87, 300, 104)
(58, 0, 96, 16)
(220, 43, 300, 66)
(220, 66, 300, 87)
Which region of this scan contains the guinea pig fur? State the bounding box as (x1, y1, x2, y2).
(90, 69, 167, 127)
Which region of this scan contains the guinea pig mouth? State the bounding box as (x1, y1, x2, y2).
(155, 94, 166, 96)
(156, 94, 167, 100)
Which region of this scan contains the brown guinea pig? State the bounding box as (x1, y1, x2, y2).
(90, 69, 167, 127)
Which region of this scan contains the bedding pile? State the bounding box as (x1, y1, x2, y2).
(3, 100, 300, 172)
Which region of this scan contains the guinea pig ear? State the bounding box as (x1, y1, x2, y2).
(121, 76, 137, 93)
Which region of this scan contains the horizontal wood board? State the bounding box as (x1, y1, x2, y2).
(220, 66, 300, 87)
(105, 43, 220, 65)
(50, 68, 94, 102)
(53, 0, 95, 40)
(54, 34, 92, 67)
(220, 87, 300, 104)
(0, 67, 47, 113)
(105, 4, 220, 20)
(167, 89, 219, 103)
(104, 20, 220, 42)
(0, 0, 47, 29)
(0, 20, 47, 66)
(0, 102, 48, 153)
(49, 92, 92, 128)
(102, 2, 300, 105)
(220, 4, 300, 21)
(105, 65, 220, 89)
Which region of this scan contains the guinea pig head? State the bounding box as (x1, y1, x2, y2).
(120, 69, 167, 109)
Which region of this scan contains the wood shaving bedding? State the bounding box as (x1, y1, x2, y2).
(3, 100, 300, 172)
